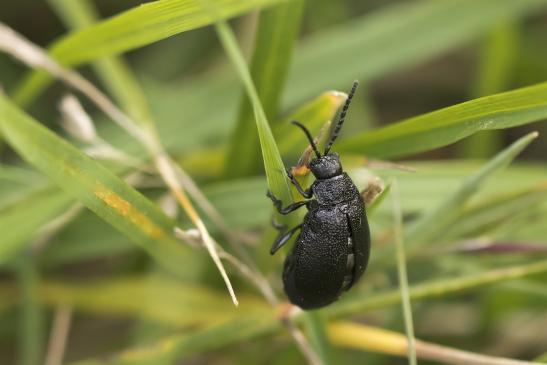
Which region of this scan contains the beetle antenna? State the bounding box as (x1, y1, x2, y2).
(291, 121, 322, 159)
(324, 80, 358, 154)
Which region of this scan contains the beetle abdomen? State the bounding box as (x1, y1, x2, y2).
(282, 206, 350, 309)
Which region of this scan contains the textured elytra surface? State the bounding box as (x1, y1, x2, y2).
(283, 173, 370, 309)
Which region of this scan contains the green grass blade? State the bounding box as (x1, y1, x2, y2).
(0, 188, 73, 264)
(327, 258, 547, 318)
(437, 184, 547, 241)
(391, 180, 417, 365)
(302, 311, 336, 365)
(461, 24, 518, 158)
(276, 91, 345, 157)
(13, 0, 287, 106)
(0, 94, 201, 280)
(536, 352, 547, 363)
(404, 132, 538, 253)
(224, 0, 305, 177)
(46, 0, 152, 124)
(284, 0, 547, 105)
(213, 18, 291, 203)
(337, 82, 547, 158)
(16, 257, 43, 365)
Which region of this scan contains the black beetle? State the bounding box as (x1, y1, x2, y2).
(267, 81, 371, 310)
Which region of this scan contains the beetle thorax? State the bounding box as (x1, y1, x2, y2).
(310, 153, 342, 179)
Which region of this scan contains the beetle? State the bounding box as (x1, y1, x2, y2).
(267, 81, 371, 310)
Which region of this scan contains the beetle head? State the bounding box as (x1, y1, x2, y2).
(310, 153, 342, 179)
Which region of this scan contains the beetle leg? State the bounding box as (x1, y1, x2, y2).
(270, 224, 302, 255)
(267, 191, 310, 214)
(286, 168, 313, 198)
(271, 217, 286, 231)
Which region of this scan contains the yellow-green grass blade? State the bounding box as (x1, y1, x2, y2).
(337, 82, 547, 158)
(18, 258, 547, 365)
(18, 276, 268, 328)
(224, 0, 305, 177)
(276, 91, 346, 157)
(13, 0, 288, 106)
(536, 353, 547, 363)
(0, 94, 201, 280)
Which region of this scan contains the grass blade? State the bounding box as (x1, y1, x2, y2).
(276, 91, 346, 157)
(337, 83, 547, 158)
(391, 180, 417, 365)
(329, 321, 540, 365)
(225, 0, 305, 177)
(46, 0, 152, 123)
(13, 0, 287, 106)
(213, 17, 291, 204)
(0, 188, 73, 264)
(460, 24, 518, 158)
(3, 259, 547, 364)
(16, 256, 43, 365)
(302, 311, 336, 365)
(327, 257, 547, 318)
(0, 94, 201, 281)
(33, 277, 268, 327)
(404, 131, 538, 253)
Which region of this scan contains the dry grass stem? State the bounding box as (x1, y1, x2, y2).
(0, 21, 238, 306)
(43, 306, 72, 365)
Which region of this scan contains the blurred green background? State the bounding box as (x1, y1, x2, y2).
(0, 0, 546, 364)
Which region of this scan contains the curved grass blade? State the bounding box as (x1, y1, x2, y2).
(438, 184, 547, 242)
(13, 0, 288, 106)
(224, 0, 305, 178)
(213, 16, 292, 204)
(0, 94, 202, 281)
(337, 83, 547, 158)
(404, 132, 538, 253)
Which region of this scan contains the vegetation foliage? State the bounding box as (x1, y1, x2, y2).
(0, 0, 546, 364)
